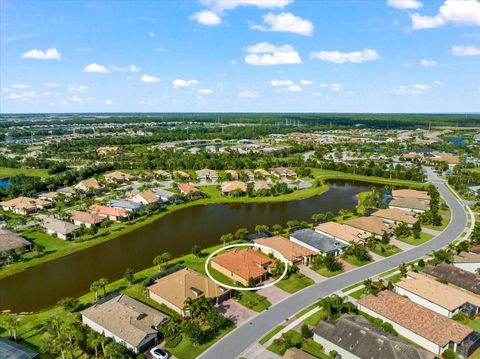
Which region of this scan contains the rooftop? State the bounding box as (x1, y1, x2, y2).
(423, 263, 480, 295)
(0, 229, 31, 253)
(221, 181, 247, 193)
(70, 210, 104, 225)
(371, 208, 418, 225)
(315, 221, 370, 244)
(254, 236, 316, 261)
(107, 199, 144, 210)
(390, 197, 430, 211)
(392, 189, 430, 200)
(0, 337, 39, 359)
(211, 248, 274, 281)
(344, 216, 395, 236)
(89, 204, 127, 217)
(42, 218, 80, 235)
(290, 228, 347, 253)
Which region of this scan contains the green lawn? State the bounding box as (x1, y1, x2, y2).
(259, 325, 285, 345)
(0, 167, 49, 179)
(371, 243, 402, 257)
(316, 266, 345, 277)
(275, 273, 314, 293)
(349, 287, 367, 300)
(267, 330, 329, 358)
(342, 255, 372, 267)
(295, 301, 321, 318)
(468, 318, 480, 332)
(423, 208, 451, 232)
(303, 310, 327, 326)
(235, 291, 272, 312)
(396, 231, 434, 246)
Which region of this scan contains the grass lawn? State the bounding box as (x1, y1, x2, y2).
(235, 291, 271, 312)
(396, 231, 434, 246)
(371, 243, 402, 257)
(295, 301, 321, 318)
(349, 287, 367, 300)
(385, 273, 402, 283)
(303, 310, 327, 326)
(316, 266, 345, 277)
(342, 255, 372, 267)
(275, 273, 314, 294)
(468, 318, 480, 332)
(423, 208, 451, 232)
(0, 167, 49, 179)
(267, 330, 328, 358)
(259, 325, 285, 345)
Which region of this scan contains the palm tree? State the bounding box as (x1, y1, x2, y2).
(90, 281, 101, 301)
(219, 233, 233, 246)
(5, 316, 19, 340)
(398, 263, 408, 278)
(320, 295, 353, 320)
(98, 278, 109, 296)
(153, 252, 172, 271)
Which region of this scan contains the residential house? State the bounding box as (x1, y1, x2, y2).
(173, 171, 190, 180)
(315, 221, 370, 245)
(313, 315, 435, 359)
(423, 263, 480, 296)
(254, 168, 271, 180)
(38, 191, 59, 201)
(70, 210, 105, 228)
(395, 271, 480, 318)
(210, 248, 275, 286)
(152, 188, 176, 203)
(195, 169, 218, 182)
(243, 170, 255, 182)
(392, 189, 431, 201)
(81, 294, 169, 354)
(57, 186, 76, 197)
(96, 146, 118, 155)
(454, 252, 480, 273)
(357, 290, 479, 357)
(270, 167, 297, 178)
(371, 208, 419, 226)
(344, 216, 395, 239)
(221, 181, 247, 195)
(389, 197, 430, 212)
(131, 191, 160, 205)
(89, 205, 128, 222)
(154, 170, 172, 181)
(0, 196, 51, 215)
(148, 268, 231, 316)
(104, 171, 136, 183)
(107, 199, 144, 212)
(178, 183, 203, 198)
(74, 178, 102, 193)
(253, 180, 270, 192)
(0, 229, 32, 253)
(430, 151, 460, 166)
(225, 170, 238, 180)
(254, 235, 316, 265)
(42, 218, 80, 240)
(289, 228, 347, 256)
(0, 337, 39, 359)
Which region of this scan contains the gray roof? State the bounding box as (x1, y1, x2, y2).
(0, 337, 39, 359)
(0, 229, 31, 252)
(153, 188, 175, 199)
(107, 199, 144, 211)
(424, 263, 480, 295)
(313, 316, 436, 359)
(42, 218, 80, 235)
(290, 228, 347, 253)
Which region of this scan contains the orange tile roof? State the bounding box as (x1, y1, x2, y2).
(371, 208, 418, 225)
(358, 291, 472, 346)
(89, 204, 127, 217)
(392, 189, 430, 200)
(71, 210, 104, 225)
(211, 248, 274, 281)
(178, 183, 200, 194)
(254, 236, 315, 262)
(221, 181, 247, 193)
(315, 222, 370, 244)
(344, 216, 395, 235)
(136, 190, 158, 203)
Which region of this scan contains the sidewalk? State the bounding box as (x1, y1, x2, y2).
(298, 265, 326, 283)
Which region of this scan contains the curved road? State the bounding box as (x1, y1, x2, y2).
(199, 167, 467, 359)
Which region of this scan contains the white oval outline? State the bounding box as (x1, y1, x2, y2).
(204, 243, 289, 291)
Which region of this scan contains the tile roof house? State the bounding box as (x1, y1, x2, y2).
(0, 229, 32, 253)
(81, 294, 169, 354)
(243, 169, 255, 181)
(0, 337, 39, 359)
(42, 218, 80, 240)
(74, 178, 102, 192)
(423, 263, 480, 296)
(131, 190, 160, 205)
(173, 170, 190, 179)
(38, 191, 59, 201)
(148, 268, 231, 316)
(195, 169, 218, 181)
(0, 196, 51, 215)
(225, 170, 238, 180)
(57, 186, 76, 197)
(253, 180, 270, 192)
(107, 199, 144, 212)
(313, 315, 435, 359)
(357, 290, 479, 357)
(392, 189, 431, 201)
(89, 204, 128, 222)
(178, 183, 202, 197)
(104, 171, 136, 183)
(344, 216, 396, 238)
(430, 151, 460, 166)
(270, 167, 297, 178)
(254, 235, 316, 265)
(211, 248, 275, 286)
(453, 252, 480, 273)
(371, 208, 419, 226)
(152, 188, 176, 203)
(254, 168, 271, 179)
(395, 271, 480, 318)
(154, 170, 172, 181)
(221, 181, 247, 195)
(315, 221, 370, 245)
(70, 210, 105, 227)
(290, 228, 347, 256)
(389, 197, 430, 212)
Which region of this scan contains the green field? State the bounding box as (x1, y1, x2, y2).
(0, 167, 49, 179)
(275, 273, 314, 293)
(396, 232, 434, 246)
(259, 325, 285, 345)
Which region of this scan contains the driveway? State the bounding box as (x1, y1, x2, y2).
(338, 258, 357, 272)
(298, 265, 326, 283)
(390, 238, 415, 251)
(257, 284, 289, 304)
(216, 298, 256, 325)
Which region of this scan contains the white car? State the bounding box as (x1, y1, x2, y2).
(150, 347, 170, 359)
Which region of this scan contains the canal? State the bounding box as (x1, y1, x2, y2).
(0, 179, 379, 312)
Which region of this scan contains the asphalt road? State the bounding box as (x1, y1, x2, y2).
(199, 168, 467, 359)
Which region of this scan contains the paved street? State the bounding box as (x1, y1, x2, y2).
(199, 168, 468, 359)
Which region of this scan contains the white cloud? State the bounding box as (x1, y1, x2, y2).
(451, 44, 480, 56)
(110, 64, 141, 73)
(10, 83, 30, 89)
(391, 83, 431, 95)
(141, 74, 162, 83)
(21, 48, 61, 60)
(83, 63, 110, 73)
(434, 80, 444, 86)
(238, 89, 257, 97)
(8, 91, 39, 102)
(44, 82, 61, 88)
(245, 42, 302, 66)
(300, 80, 313, 85)
(198, 88, 213, 94)
(266, 80, 295, 86)
(310, 49, 380, 63)
(173, 79, 198, 88)
(420, 59, 438, 66)
(129, 65, 140, 73)
(69, 84, 89, 93)
(286, 85, 302, 92)
(320, 83, 344, 92)
(105, 99, 114, 105)
(387, 0, 422, 10)
(191, 10, 222, 25)
(148, 32, 155, 38)
(202, 0, 292, 13)
(251, 12, 313, 36)
(410, 0, 480, 30)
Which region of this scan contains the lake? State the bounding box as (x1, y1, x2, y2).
(0, 179, 379, 312)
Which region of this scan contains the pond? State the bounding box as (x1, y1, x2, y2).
(0, 178, 10, 189)
(0, 179, 380, 312)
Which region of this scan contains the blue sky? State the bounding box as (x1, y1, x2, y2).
(1, 0, 479, 113)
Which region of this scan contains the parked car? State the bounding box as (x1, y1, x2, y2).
(150, 347, 170, 359)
